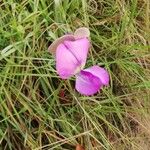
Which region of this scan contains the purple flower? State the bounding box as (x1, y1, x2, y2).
(48, 27, 109, 95)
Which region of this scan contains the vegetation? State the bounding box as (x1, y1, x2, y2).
(0, 0, 150, 149)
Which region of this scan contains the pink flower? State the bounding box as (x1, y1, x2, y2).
(48, 27, 109, 95)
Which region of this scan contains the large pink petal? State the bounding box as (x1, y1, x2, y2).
(63, 38, 90, 69)
(48, 35, 75, 55)
(56, 43, 80, 79)
(75, 71, 102, 95)
(84, 65, 109, 85)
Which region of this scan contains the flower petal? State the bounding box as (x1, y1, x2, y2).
(48, 35, 75, 55)
(75, 70, 102, 95)
(84, 65, 109, 85)
(56, 43, 80, 79)
(64, 38, 90, 69)
(74, 27, 90, 39)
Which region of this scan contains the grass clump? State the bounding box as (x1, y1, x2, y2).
(0, 0, 150, 149)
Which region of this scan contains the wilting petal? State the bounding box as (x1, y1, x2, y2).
(56, 43, 80, 79)
(84, 65, 109, 85)
(48, 35, 75, 55)
(75, 70, 102, 95)
(64, 38, 90, 69)
(74, 27, 90, 39)
(48, 27, 90, 55)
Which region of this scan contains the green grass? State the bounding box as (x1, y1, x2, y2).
(0, 0, 150, 149)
